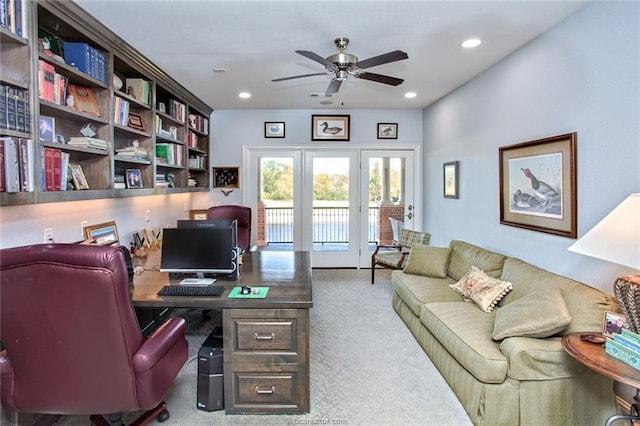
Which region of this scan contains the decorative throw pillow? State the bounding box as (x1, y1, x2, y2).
(449, 266, 513, 312)
(403, 246, 452, 278)
(492, 288, 572, 340)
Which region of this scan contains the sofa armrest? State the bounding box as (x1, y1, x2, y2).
(500, 336, 593, 381)
(133, 317, 186, 373)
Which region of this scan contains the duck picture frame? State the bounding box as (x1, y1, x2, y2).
(499, 132, 577, 238)
(377, 122, 398, 139)
(311, 114, 350, 141)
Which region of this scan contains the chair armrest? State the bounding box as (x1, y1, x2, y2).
(372, 244, 403, 256)
(133, 317, 186, 374)
(1, 351, 16, 411)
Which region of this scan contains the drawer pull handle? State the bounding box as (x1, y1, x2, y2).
(254, 332, 275, 340)
(255, 385, 275, 395)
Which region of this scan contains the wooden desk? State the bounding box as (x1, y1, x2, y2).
(562, 332, 640, 425)
(131, 250, 313, 415)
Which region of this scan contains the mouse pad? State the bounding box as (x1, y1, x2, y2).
(228, 286, 269, 298)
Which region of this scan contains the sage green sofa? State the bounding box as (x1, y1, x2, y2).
(392, 240, 618, 426)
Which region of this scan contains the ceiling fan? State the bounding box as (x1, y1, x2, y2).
(272, 37, 409, 96)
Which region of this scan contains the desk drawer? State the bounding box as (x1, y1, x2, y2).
(224, 363, 308, 414)
(224, 309, 308, 363)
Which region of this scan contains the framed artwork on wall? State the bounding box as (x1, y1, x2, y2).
(311, 114, 350, 141)
(265, 122, 285, 138)
(443, 161, 459, 199)
(212, 166, 240, 189)
(377, 123, 398, 139)
(499, 132, 577, 238)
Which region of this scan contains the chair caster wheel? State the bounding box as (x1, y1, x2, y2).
(156, 409, 170, 423)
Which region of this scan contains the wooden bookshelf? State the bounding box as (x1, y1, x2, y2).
(0, 0, 212, 206)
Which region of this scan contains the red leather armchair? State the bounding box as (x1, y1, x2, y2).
(0, 244, 188, 424)
(207, 205, 252, 252)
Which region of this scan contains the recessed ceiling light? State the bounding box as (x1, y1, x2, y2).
(212, 67, 226, 73)
(238, 92, 251, 99)
(320, 100, 333, 105)
(461, 38, 482, 48)
(404, 92, 417, 99)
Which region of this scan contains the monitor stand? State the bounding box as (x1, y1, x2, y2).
(180, 272, 217, 286)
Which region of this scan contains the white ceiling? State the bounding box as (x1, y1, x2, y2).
(74, 0, 587, 111)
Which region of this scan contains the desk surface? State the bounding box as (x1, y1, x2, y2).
(131, 250, 313, 310)
(562, 332, 640, 389)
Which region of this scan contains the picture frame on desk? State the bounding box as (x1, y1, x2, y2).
(190, 209, 208, 220)
(69, 163, 89, 190)
(83, 221, 119, 246)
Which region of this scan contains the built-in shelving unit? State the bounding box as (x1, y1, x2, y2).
(1, 0, 212, 206)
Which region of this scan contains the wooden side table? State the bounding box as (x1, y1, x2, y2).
(562, 332, 640, 425)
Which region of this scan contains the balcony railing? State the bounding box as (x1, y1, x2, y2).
(265, 206, 378, 244)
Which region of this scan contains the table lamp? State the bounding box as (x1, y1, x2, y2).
(568, 193, 640, 332)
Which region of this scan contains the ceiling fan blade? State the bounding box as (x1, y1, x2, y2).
(272, 72, 328, 82)
(296, 50, 337, 69)
(325, 78, 342, 96)
(356, 50, 408, 69)
(356, 72, 404, 86)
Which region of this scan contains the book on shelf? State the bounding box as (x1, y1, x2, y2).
(1, 137, 33, 193)
(40, 146, 62, 191)
(63, 41, 107, 84)
(38, 60, 55, 103)
(0, 83, 28, 132)
(1, 0, 28, 37)
(66, 84, 100, 117)
(125, 78, 150, 105)
(188, 113, 208, 134)
(67, 136, 108, 150)
(115, 146, 149, 161)
(114, 96, 130, 126)
(1, 137, 20, 192)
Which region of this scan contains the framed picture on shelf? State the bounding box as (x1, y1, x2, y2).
(377, 123, 398, 139)
(265, 122, 285, 138)
(499, 132, 577, 238)
(127, 112, 145, 131)
(311, 115, 350, 141)
(212, 166, 240, 189)
(126, 169, 143, 188)
(39, 116, 55, 143)
(69, 163, 89, 190)
(83, 221, 119, 246)
(443, 161, 459, 199)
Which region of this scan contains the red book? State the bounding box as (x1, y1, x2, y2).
(43, 147, 56, 191)
(52, 149, 61, 190)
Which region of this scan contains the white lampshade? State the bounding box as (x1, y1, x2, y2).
(568, 193, 640, 270)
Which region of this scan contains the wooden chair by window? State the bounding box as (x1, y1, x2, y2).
(371, 229, 431, 284)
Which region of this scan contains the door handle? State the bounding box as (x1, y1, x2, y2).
(407, 212, 413, 219)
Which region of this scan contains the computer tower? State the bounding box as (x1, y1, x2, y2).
(197, 332, 224, 411)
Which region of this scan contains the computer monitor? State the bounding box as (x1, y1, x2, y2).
(160, 222, 238, 277)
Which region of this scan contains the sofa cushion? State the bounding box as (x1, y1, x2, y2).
(391, 270, 458, 317)
(403, 246, 451, 278)
(492, 288, 572, 340)
(499, 258, 616, 334)
(499, 336, 587, 380)
(420, 302, 508, 383)
(447, 240, 507, 281)
(449, 266, 513, 312)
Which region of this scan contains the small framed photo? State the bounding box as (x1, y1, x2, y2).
(126, 169, 143, 188)
(311, 114, 350, 141)
(69, 163, 89, 190)
(443, 161, 459, 199)
(603, 311, 629, 337)
(212, 166, 240, 189)
(127, 112, 145, 131)
(83, 221, 119, 246)
(265, 122, 285, 138)
(39, 116, 55, 142)
(190, 209, 208, 220)
(55, 134, 66, 144)
(377, 123, 398, 139)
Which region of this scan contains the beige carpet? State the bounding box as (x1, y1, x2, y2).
(4, 268, 471, 425)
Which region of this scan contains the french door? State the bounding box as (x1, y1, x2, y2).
(244, 147, 418, 268)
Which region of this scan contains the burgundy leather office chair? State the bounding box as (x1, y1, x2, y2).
(207, 205, 252, 252)
(0, 243, 188, 425)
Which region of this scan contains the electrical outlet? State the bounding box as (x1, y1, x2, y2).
(145, 210, 151, 222)
(43, 228, 54, 243)
(81, 221, 88, 237)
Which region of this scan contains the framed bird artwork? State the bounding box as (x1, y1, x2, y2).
(311, 115, 350, 141)
(499, 132, 577, 238)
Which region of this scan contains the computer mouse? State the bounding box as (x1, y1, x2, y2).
(241, 285, 251, 295)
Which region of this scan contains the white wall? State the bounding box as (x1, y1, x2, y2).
(192, 109, 424, 207)
(422, 1, 640, 293)
(0, 193, 193, 249)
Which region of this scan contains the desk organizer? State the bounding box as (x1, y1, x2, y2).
(606, 329, 640, 370)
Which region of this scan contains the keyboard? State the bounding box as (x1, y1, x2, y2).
(157, 285, 225, 297)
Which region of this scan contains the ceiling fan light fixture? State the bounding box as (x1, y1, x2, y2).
(461, 38, 482, 48)
(336, 70, 348, 81)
